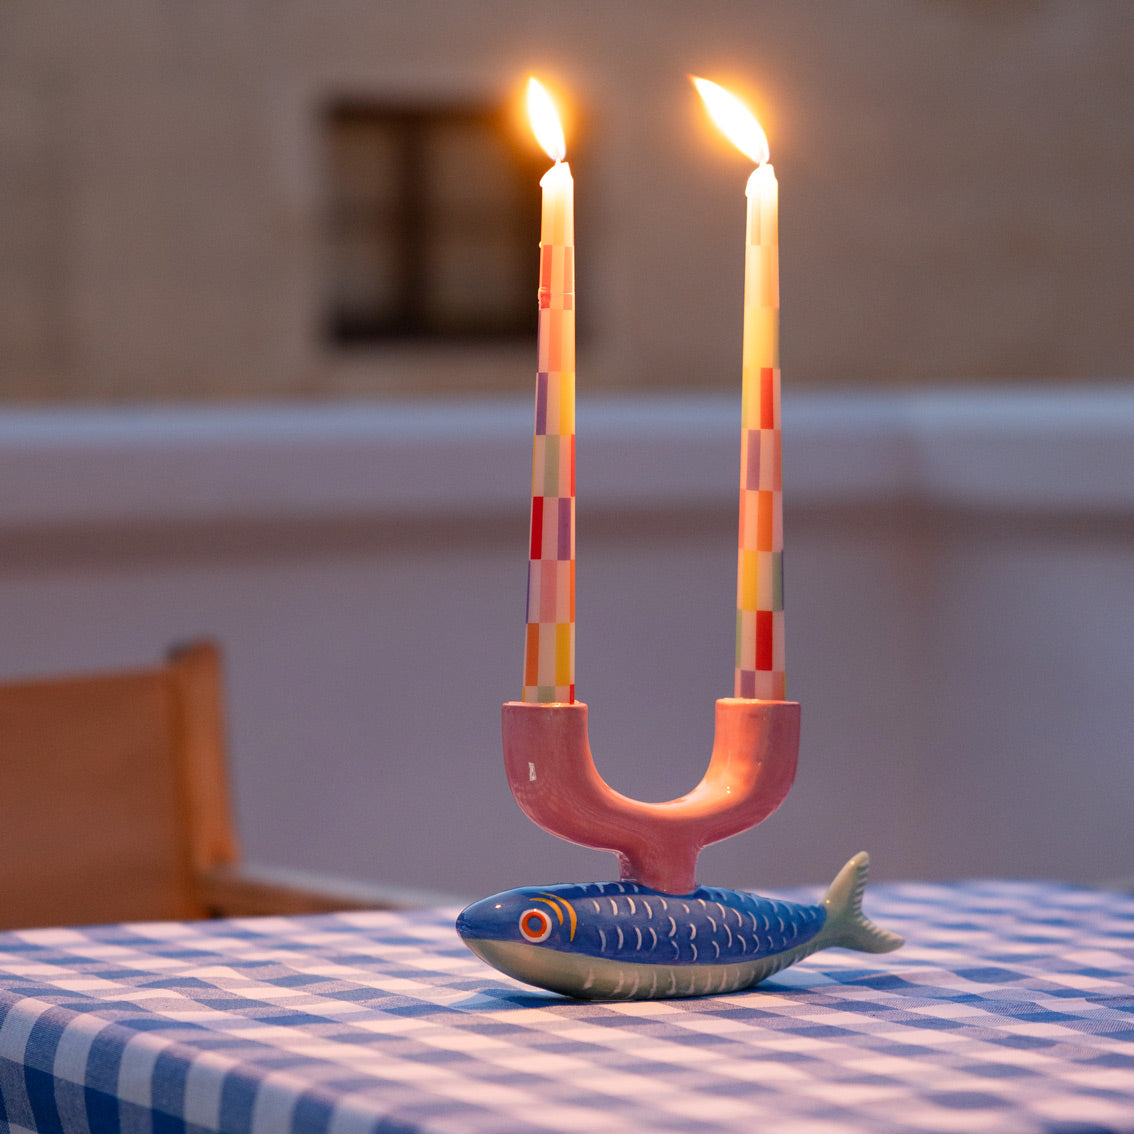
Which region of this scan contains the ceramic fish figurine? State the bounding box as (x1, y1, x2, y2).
(457, 852, 902, 1000)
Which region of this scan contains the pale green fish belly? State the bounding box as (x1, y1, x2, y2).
(464, 937, 825, 1001)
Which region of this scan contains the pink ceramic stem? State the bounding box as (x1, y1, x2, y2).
(502, 698, 800, 895)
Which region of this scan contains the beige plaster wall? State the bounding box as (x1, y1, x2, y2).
(2, 1, 1132, 401)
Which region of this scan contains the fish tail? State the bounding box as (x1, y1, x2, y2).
(822, 852, 903, 954)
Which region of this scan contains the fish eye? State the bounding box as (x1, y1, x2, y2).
(518, 907, 553, 943)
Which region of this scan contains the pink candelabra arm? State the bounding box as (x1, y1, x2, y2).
(502, 698, 800, 895)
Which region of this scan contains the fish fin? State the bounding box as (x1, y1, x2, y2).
(823, 852, 904, 954)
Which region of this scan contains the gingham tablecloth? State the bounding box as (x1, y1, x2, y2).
(0, 881, 1132, 1134)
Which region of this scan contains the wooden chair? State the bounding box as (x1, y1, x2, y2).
(0, 640, 446, 931)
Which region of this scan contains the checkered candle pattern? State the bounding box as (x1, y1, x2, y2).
(736, 163, 785, 701)
(523, 161, 575, 703)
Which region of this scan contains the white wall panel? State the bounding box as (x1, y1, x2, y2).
(1, 387, 1131, 896)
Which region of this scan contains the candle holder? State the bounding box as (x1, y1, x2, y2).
(456, 699, 903, 1000)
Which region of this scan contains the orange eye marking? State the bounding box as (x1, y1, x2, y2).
(519, 908, 553, 942)
(533, 897, 563, 923)
(537, 893, 577, 942)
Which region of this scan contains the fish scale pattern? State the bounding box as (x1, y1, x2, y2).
(548, 881, 826, 965)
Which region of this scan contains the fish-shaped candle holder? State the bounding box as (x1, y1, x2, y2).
(458, 851, 900, 1000)
(457, 699, 903, 999)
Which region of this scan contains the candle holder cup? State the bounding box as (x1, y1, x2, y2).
(502, 699, 798, 894)
(456, 698, 903, 1001)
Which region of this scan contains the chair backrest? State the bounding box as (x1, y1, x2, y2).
(0, 641, 238, 930)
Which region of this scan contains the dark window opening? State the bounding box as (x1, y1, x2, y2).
(323, 100, 544, 343)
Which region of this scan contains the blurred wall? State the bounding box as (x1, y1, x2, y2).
(2, 0, 1133, 401)
(1, 4, 1131, 898)
(0, 390, 1130, 897)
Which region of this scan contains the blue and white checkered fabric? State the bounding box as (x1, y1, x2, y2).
(0, 881, 1132, 1133)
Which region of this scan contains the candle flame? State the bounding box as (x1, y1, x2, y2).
(528, 77, 566, 163)
(692, 77, 770, 166)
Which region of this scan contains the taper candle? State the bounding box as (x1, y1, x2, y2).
(693, 78, 785, 701)
(522, 78, 576, 704)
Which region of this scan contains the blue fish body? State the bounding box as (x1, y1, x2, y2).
(457, 852, 902, 1000)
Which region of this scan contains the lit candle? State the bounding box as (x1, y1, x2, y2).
(693, 78, 784, 701)
(522, 78, 575, 703)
